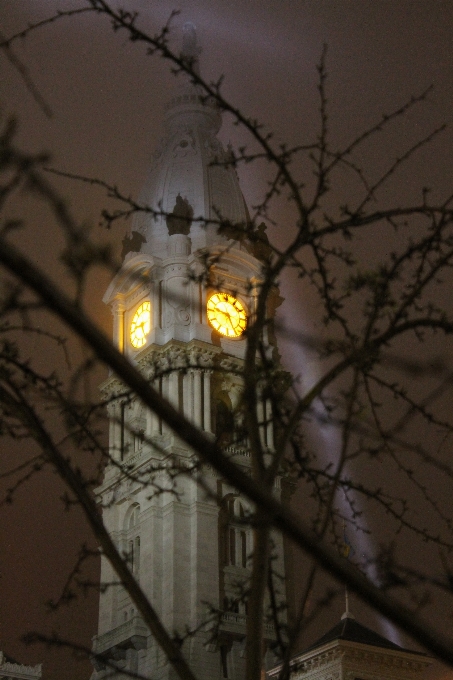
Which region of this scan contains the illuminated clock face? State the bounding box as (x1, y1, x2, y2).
(130, 301, 151, 349)
(207, 293, 247, 338)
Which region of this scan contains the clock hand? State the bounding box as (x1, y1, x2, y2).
(138, 318, 148, 336)
(218, 309, 230, 322)
(226, 314, 235, 330)
(220, 309, 237, 334)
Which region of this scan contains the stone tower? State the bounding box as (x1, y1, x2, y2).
(90, 24, 287, 680)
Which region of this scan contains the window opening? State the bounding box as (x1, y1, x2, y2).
(229, 527, 236, 566)
(241, 531, 247, 568)
(220, 646, 229, 679)
(125, 505, 141, 576)
(135, 536, 140, 575)
(215, 400, 235, 447)
(222, 497, 251, 568)
(133, 430, 144, 453)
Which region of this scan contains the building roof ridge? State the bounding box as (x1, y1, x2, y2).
(302, 616, 426, 656)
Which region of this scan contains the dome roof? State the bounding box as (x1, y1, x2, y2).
(132, 24, 249, 259)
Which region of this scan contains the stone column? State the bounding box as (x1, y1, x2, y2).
(203, 370, 212, 432)
(167, 233, 191, 257)
(112, 297, 125, 352)
(183, 372, 193, 422)
(150, 280, 159, 332)
(168, 371, 179, 410)
(107, 401, 120, 460)
(146, 384, 159, 436)
(192, 370, 202, 428)
(199, 282, 206, 325)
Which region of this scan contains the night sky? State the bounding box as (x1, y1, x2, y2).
(1, 2, 453, 679)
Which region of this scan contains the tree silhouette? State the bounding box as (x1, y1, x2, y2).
(1, 4, 453, 680)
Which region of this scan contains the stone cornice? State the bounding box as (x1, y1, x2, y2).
(268, 638, 431, 679)
(99, 338, 224, 398)
(0, 657, 42, 679)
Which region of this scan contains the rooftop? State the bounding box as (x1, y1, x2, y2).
(304, 613, 421, 654)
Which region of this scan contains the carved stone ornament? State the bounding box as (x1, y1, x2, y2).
(121, 230, 147, 260)
(172, 131, 197, 158)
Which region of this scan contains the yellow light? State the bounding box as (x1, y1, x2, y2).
(130, 301, 151, 349)
(207, 293, 247, 338)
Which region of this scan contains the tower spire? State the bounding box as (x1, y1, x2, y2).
(181, 21, 201, 75)
(129, 21, 248, 261)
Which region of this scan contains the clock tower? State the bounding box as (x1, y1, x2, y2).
(91, 23, 288, 680)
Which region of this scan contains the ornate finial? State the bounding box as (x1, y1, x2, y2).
(181, 22, 201, 74)
(341, 584, 355, 620)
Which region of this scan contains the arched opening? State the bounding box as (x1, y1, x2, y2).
(124, 504, 141, 576)
(214, 390, 247, 447)
(215, 397, 235, 446)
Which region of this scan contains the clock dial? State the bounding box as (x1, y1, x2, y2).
(207, 293, 247, 338)
(130, 301, 151, 349)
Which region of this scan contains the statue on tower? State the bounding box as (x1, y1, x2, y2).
(165, 193, 194, 235)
